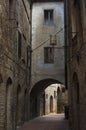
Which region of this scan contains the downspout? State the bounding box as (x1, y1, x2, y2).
(28, 0, 32, 120)
(64, 0, 68, 89)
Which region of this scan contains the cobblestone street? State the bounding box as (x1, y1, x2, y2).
(19, 113, 69, 130)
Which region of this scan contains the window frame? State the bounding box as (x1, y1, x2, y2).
(44, 47, 54, 64)
(44, 9, 54, 25)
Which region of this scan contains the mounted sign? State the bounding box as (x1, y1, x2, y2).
(50, 35, 56, 45)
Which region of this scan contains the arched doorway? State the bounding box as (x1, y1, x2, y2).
(6, 77, 13, 130)
(16, 85, 21, 126)
(42, 92, 45, 115)
(50, 96, 53, 113)
(72, 72, 80, 130)
(24, 89, 28, 121)
(57, 87, 62, 113)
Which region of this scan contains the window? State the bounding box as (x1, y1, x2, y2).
(54, 91, 56, 98)
(85, 72, 86, 84)
(85, 0, 86, 11)
(44, 10, 53, 25)
(57, 87, 60, 94)
(18, 31, 21, 58)
(44, 47, 54, 63)
(62, 87, 65, 93)
(9, 0, 14, 19)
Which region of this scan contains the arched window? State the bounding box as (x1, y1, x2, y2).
(9, 0, 13, 18)
(54, 91, 56, 98)
(24, 89, 28, 121)
(6, 77, 13, 130)
(6, 77, 12, 87)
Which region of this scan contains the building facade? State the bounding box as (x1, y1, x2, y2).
(66, 0, 86, 130)
(31, 1, 65, 89)
(30, 0, 65, 119)
(0, 0, 31, 130)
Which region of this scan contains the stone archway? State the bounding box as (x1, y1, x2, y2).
(6, 77, 13, 130)
(30, 78, 63, 118)
(50, 96, 53, 113)
(72, 72, 80, 130)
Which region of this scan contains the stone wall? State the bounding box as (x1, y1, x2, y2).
(35, 84, 68, 116)
(0, 0, 31, 130)
(67, 0, 86, 130)
(44, 84, 68, 114)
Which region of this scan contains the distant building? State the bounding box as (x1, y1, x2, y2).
(45, 84, 68, 115)
(35, 83, 68, 116)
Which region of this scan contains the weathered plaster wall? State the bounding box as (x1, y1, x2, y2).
(45, 84, 58, 114)
(45, 84, 68, 114)
(31, 2, 65, 89)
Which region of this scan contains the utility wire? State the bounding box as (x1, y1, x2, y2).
(31, 27, 86, 53)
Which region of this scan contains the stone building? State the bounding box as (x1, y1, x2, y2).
(31, 1, 65, 88)
(30, 83, 68, 117)
(30, 0, 66, 118)
(66, 0, 86, 130)
(0, 0, 31, 130)
(44, 84, 68, 115)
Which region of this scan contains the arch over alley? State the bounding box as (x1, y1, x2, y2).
(30, 78, 68, 119)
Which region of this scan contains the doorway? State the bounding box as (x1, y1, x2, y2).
(50, 96, 53, 113)
(6, 77, 13, 130)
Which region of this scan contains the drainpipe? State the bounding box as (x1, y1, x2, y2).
(28, 0, 32, 121)
(64, 0, 68, 89)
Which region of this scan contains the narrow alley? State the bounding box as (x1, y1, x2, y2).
(19, 114, 69, 130)
(0, 0, 86, 130)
